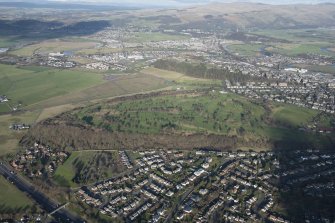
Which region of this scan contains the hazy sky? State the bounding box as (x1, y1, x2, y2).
(0, 0, 334, 6)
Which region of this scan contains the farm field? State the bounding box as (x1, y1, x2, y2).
(0, 175, 33, 211)
(10, 39, 99, 56)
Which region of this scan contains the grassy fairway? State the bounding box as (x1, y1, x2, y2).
(54, 151, 125, 187)
(73, 92, 334, 149)
(0, 64, 104, 111)
(0, 175, 32, 210)
(76, 93, 265, 135)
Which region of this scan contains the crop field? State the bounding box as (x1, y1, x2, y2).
(54, 151, 125, 187)
(0, 175, 32, 210)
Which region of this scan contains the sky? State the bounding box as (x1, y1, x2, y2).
(0, 0, 334, 6)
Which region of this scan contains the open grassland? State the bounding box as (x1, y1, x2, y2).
(142, 67, 221, 86)
(0, 175, 32, 210)
(10, 39, 98, 56)
(0, 64, 104, 110)
(26, 73, 170, 110)
(54, 151, 125, 187)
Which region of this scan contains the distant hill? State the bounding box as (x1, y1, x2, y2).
(0, 1, 137, 10)
(150, 2, 335, 29)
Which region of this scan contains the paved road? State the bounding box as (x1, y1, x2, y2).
(0, 163, 85, 223)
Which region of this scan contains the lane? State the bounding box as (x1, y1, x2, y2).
(0, 163, 84, 223)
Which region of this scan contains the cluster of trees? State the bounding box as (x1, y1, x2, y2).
(153, 59, 263, 83)
(72, 152, 123, 184)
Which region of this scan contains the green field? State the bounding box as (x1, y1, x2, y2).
(253, 28, 335, 43)
(0, 65, 170, 156)
(73, 92, 335, 149)
(54, 151, 125, 187)
(76, 93, 264, 135)
(271, 104, 320, 128)
(249, 28, 335, 57)
(228, 43, 264, 56)
(267, 43, 335, 57)
(10, 39, 98, 56)
(0, 175, 32, 211)
(127, 32, 189, 42)
(0, 64, 104, 112)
